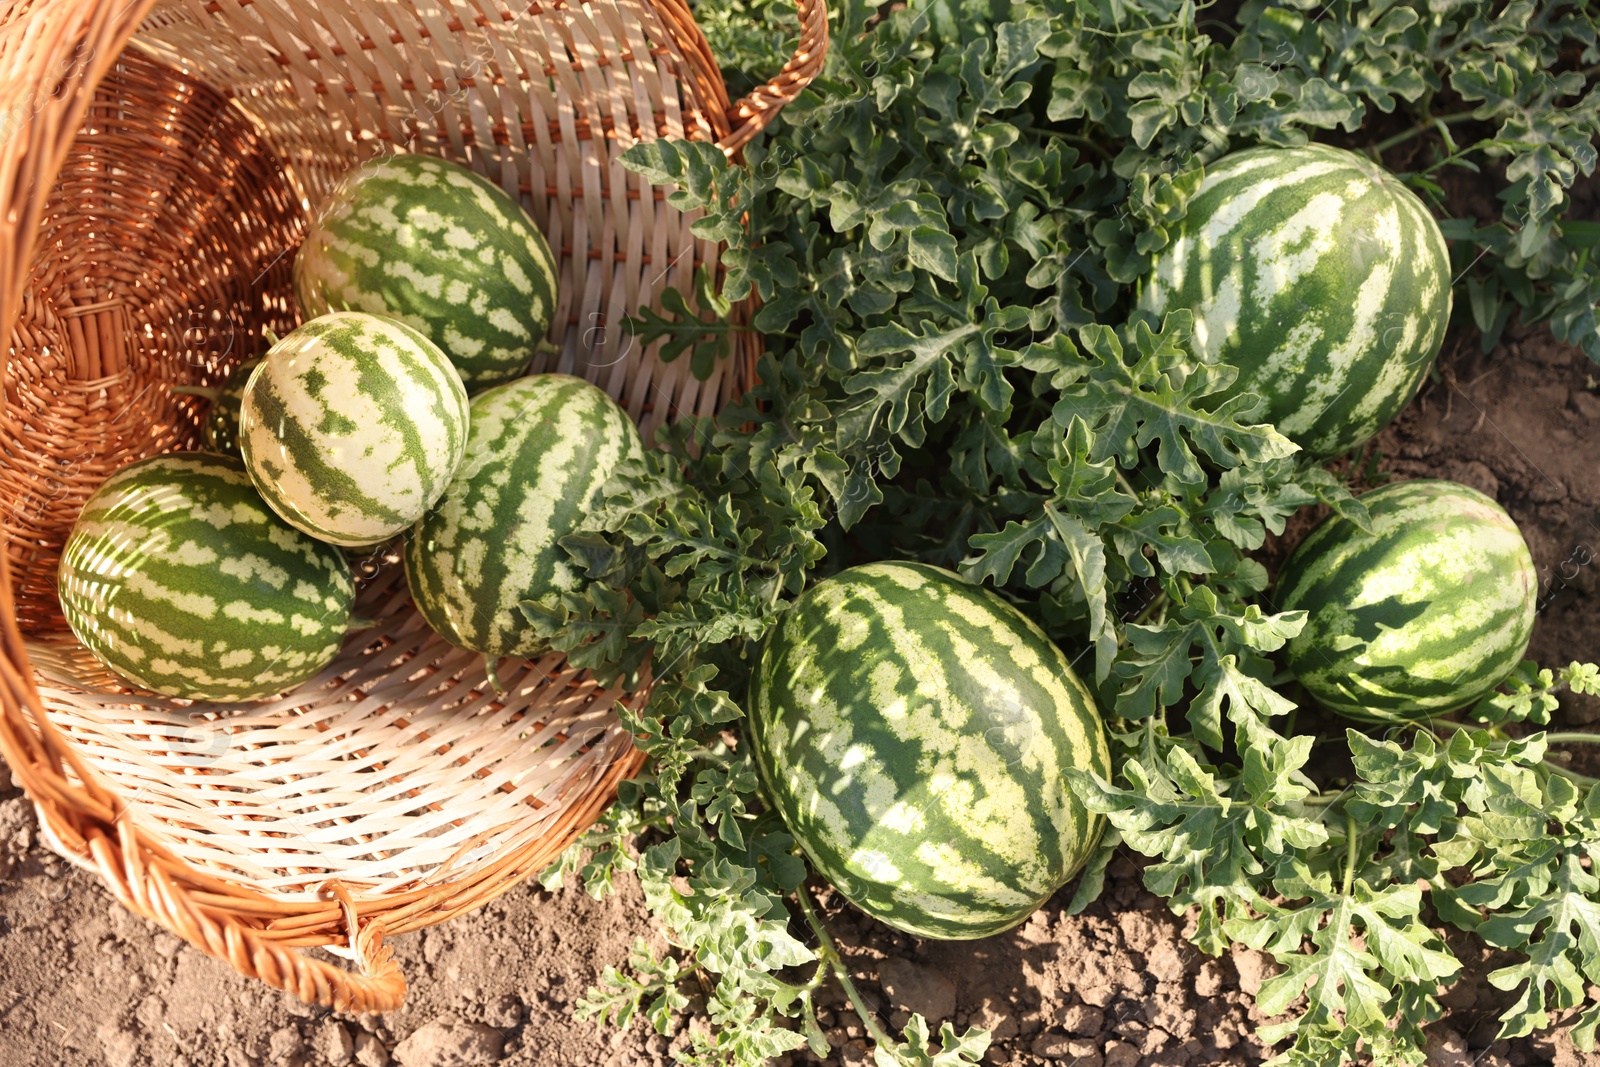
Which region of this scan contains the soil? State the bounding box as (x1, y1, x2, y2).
(1, 319, 1596, 1067)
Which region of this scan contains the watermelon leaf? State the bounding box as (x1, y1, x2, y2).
(1053, 313, 1299, 485)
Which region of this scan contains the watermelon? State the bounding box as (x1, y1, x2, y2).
(404, 374, 643, 661)
(237, 311, 469, 548)
(1140, 143, 1451, 458)
(57, 452, 356, 702)
(294, 153, 559, 391)
(172, 358, 260, 455)
(1277, 480, 1537, 723)
(748, 562, 1111, 940)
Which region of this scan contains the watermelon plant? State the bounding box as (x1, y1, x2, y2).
(58, 452, 356, 701)
(1279, 479, 1539, 722)
(509, 1, 1599, 1065)
(405, 374, 644, 666)
(239, 311, 471, 548)
(294, 153, 559, 391)
(749, 562, 1110, 940)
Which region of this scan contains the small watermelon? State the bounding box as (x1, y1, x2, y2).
(237, 311, 469, 548)
(1277, 480, 1537, 723)
(404, 374, 643, 661)
(1141, 143, 1451, 458)
(749, 562, 1111, 940)
(58, 452, 356, 701)
(294, 153, 559, 391)
(172, 358, 260, 455)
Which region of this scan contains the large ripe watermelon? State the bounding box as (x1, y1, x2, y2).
(404, 374, 643, 661)
(294, 153, 559, 391)
(1141, 143, 1451, 458)
(1277, 480, 1537, 723)
(238, 312, 470, 548)
(58, 453, 356, 701)
(749, 562, 1110, 940)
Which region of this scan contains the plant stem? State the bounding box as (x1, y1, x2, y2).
(1039, 128, 1115, 162)
(1541, 732, 1600, 745)
(1130, 592, 1168, 626)
(795, 886, 897, 1049)
(1543, 761, 1600, 788)
(1371, 111, 1479, 155)
(1342, 811, 1359, 896)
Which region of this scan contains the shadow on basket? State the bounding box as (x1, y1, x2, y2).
(0, 0, 827, 1012)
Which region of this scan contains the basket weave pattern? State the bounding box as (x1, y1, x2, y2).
(0, 0, 825, 1012)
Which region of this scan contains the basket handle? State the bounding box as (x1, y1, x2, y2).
(717, 0, 829, 154)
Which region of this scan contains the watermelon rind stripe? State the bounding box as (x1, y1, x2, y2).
(58, 452, 355, 701)
(1277, 480, 1537, 722)
(750, 562, 1110, 940)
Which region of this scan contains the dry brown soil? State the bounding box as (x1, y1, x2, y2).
(1, 324, 1598, 1067)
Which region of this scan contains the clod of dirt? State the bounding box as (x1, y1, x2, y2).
(1229, 947, 1274, 997)
(316, 1021, 356, 1065)
(877, 957, 956, 1027)
(94, 1018, 138, 1067)
(353, 1031, 391, 1067)
(390, 1015, 504, 1067)
(1104, 1040, 1140, 1067)
(967, 991, 1018, 1041)
(1031, 1032, 1102, 1063)
(269, 1024, 304, 1061)
(1054, 1002, 1103, 1036)
(1425, 1027, 1473, 1067)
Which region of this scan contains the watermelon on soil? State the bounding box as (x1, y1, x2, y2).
(404, 374, 643, 661)
(1277, 479, 1537, 723)
(294, 153, 559, 391)
(748, 561, 1111, 940)
(238, 311, 469, 548)
(1140, 143, 1451, 458)
(58, 452, 356, 702)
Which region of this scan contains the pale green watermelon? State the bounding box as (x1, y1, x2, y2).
(1141, 143, 1451, 458)
(294, 153, 559, 391)
(749, 562, 1110, 940)
(58, 452, 355, 701)
(238, 312, 469, 548)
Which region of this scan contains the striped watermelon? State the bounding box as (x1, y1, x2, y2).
(294, 153, 559, 391)
(57, 452, 356, 702)
(172, 358, 260, 456)
(404, 374, 644, 661)
(748, 562, 1111, 940)
(237, 312, 469, 548)
(1141, 143, 1451, 458)
(1277, 480, 1537, 723)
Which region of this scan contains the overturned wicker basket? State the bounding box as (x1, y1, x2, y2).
(0, 0, 825, 1011)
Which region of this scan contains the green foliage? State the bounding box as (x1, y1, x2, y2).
(535, 0, 1600, 1063)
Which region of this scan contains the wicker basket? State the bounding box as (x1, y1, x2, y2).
(0, 0, 826, 1012)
